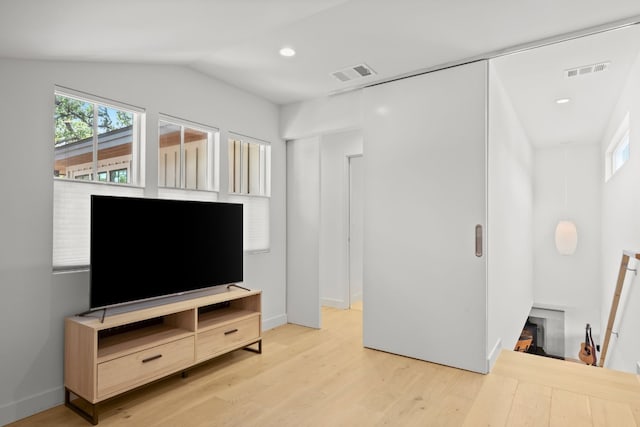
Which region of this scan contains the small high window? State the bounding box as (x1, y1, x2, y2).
(228, 135, 271, 196)
(158, 117, 219, 191)
(605, 113, 630, 181)
(612, 129, 630, 174)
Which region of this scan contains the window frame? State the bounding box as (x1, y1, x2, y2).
(158, 114, 220, 193)
(605, 112, 630, 181)
(54, 87, 144, 187)
(228, 133, 271, 197)
(227, 133, 272, 253)
(612, 129, 630, 174)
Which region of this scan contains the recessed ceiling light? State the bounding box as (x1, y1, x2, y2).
(556, 98, 571, 104)
(279, 47, 296, 57)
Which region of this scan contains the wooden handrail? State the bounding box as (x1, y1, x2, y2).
(599, 250, 640, 367)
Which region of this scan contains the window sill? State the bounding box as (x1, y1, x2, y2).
(53, 265, 90, 274)
(246, 249, 270, 255)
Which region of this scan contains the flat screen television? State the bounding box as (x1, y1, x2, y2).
(89, 195, 243, 310)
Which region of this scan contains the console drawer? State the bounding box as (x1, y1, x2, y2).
(97, 336, 194, 399)
(197, 316, 259, 361)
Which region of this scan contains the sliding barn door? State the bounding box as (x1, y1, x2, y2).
(362, 61, 488, 373)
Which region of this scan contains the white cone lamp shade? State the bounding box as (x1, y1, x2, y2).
(555, 220, 577, 255)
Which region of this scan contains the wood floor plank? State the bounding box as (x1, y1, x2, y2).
(462, 373, 518, 427)
(414, 368, 482, 426)
(549, 389, 593, 427)
(590, 396, 637, 427)
(632, 401, 640, 425)
(505, 381, 552, 427)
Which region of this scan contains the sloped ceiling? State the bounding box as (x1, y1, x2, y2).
(1, 0, 640, 106)
(1, 1, 640, 147)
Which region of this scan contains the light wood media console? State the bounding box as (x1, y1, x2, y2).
(64, 287, 262, 424)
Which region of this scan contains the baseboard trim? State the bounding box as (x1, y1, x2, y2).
(0, 385, 64, 426)
(320, 298, 348, 309)
(262, 313, 287, 331)
(488, 338, 502, 372)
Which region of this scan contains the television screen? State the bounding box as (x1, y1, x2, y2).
(90, 195, 243, 309)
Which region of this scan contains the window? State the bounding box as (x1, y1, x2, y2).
(110, 168, 128, 183)
(54, 91, 141, 184)
(228, 134, 271, 252)
(612, 130, 630, 174)
(605, 112, 630, 181)
(53, 88, 145, 269)
(228, 136, 271, 196)
(158, 117, 219, 191)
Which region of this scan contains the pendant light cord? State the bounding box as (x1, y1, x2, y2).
(563, 146, 568, 214)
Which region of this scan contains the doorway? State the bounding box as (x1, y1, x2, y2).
(348, 154, 364, 310)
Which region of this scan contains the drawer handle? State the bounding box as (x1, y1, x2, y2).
(224, 329, 239, 335)
(142, 354, 163, 363)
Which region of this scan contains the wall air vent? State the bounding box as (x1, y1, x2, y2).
(565, 61, 610, 78)
(330, 63, 376, 82)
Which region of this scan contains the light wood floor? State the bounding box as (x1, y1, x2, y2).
(9, 306, 640, 426)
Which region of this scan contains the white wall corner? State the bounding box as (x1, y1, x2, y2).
(636, 361, 640, 375)
(262, 313, 287, 331)
(488, 338, 503, 372)
(279, 90, 363, 140)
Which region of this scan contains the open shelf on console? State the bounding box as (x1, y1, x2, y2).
(197, 294, 261, 332)
(97, 310, 195, 362)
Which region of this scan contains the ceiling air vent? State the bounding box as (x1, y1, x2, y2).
(330, 63, 376, 82)
(565, 61, 610, 78)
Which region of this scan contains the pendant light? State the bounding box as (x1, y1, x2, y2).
(555, 145, 577, 255)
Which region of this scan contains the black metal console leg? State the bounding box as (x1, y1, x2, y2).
(243, 339, 262, 354)
(65, 388, 98, 425)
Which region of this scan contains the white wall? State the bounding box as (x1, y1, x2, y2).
(319, 130, 363, 308)
(286, 137, 321, 328)
(487, 63, 534, 368)
(280, 91, 362, 140)
(0, 58, 286, 425)
(281, 91, 364, 318)
(533, 143, 601, 360)
(599, 48, 640, 373)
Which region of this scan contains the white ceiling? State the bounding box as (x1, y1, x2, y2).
(492, 24, 640, 148)
(1, 1, 640, 146)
